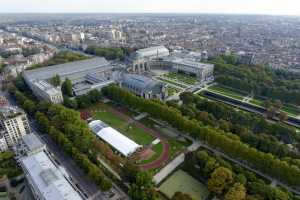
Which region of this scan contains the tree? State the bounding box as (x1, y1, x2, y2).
(128, 172, 157, 200)
(278, 112, 288, 122)
(50, 74, 61, 87)
(225, 183, 247, 200)
(172, 192, 194, 200)
(207, 167, 233, 195)
(179, 92, 195, 105)
(61, 78, 73, 97)
(63, 96, 78, 109)
(122, 161, 139, 183)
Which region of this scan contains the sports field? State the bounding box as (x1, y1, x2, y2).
(159, 170, 209, 200)
(93, 106, 154, 146)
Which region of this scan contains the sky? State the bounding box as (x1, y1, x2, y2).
(1, 0, 300, 16)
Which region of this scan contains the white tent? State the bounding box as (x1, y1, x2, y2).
(89, 120, 141, 157)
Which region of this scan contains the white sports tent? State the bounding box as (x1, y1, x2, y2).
(89, 120, 141, 157)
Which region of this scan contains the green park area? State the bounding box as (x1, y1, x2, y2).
(0, 151, 22, 179)
(163, 72, 198, 85)
(167, 86, 182, 96)
(139, 142, 164, 165)
(207, 85, 245, 100)
(249, 98, 264, 107)
(207, 85, 300, 118)
(250, 99, 300, 117)
(93, 107, 155, 146)
(159, 170, 209, 200)
(156, 77, 188, 89)
(282, 104, 300, 117)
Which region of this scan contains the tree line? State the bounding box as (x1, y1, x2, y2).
(8, 86, 125, 191)
(85, 46, 129, 61)
(102, 84, 300, 187)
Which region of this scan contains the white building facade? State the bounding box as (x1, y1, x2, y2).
(0, 107, 30, 150)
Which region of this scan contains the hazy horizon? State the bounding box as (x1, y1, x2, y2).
(1, 0, 300, 16)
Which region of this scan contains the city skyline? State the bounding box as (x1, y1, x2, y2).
(1, 0, 300, 16)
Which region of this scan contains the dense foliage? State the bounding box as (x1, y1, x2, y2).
(175, 92, 300, 162)
(61, 78, 73, 97)
(85, 46, 126, 60)
(183, 149, 293, 200)
(0, 151, 22, 179)
(49, 74, 61, 87)
(128, 172, 157, 200)
(210, 55, 300, 105)
(102, 85, 300, 187)
(28, 51, 88, 69)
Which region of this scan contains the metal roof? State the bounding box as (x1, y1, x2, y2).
(23, 57, 110, 81)
(22, 134, 45, 152)
(135, 46, 169, 59)
(21, 151, 82, 200)
(121, 73, 163, 93)
(33, 80, 61, 96)
(89, 120, 141, 157)
(168, 58, 214, 70)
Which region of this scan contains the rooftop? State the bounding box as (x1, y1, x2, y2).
(169, 58, 214, 69)
(89, 120, 141, 157)
(134, 46, 169, 59)
(0, 106, 25, 120)
(23, 57, 111, 81)
(22, 134, 45, 152)
(21, 151, 82, 200)
(121, 73, 164, 93)
(33, 80, 61, 96)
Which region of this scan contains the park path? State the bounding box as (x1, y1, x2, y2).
(94, 103, 170, 170)
(153, 141, 201, 184)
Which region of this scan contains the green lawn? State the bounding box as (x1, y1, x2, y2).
(249, 99, 300, 117)
(169, 139, 188, 159)
(93, 110, 155, 146)
(159, 170, 209, 200)
(249, 98, 264, 107)
(282, 104, 300, 117)
(139, 142, 164, 164)
(167, 86, 181, 96)
(156, 77, 188, 89)
(164, 72, 198, 85)
(207, 85, 245, 100)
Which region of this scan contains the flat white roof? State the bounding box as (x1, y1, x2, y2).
(89, 120, 141, 157)
(21, 151, 82, 200)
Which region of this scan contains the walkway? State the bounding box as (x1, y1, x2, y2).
(153, 153, 185, 184)
(153, 141, 201, 185)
